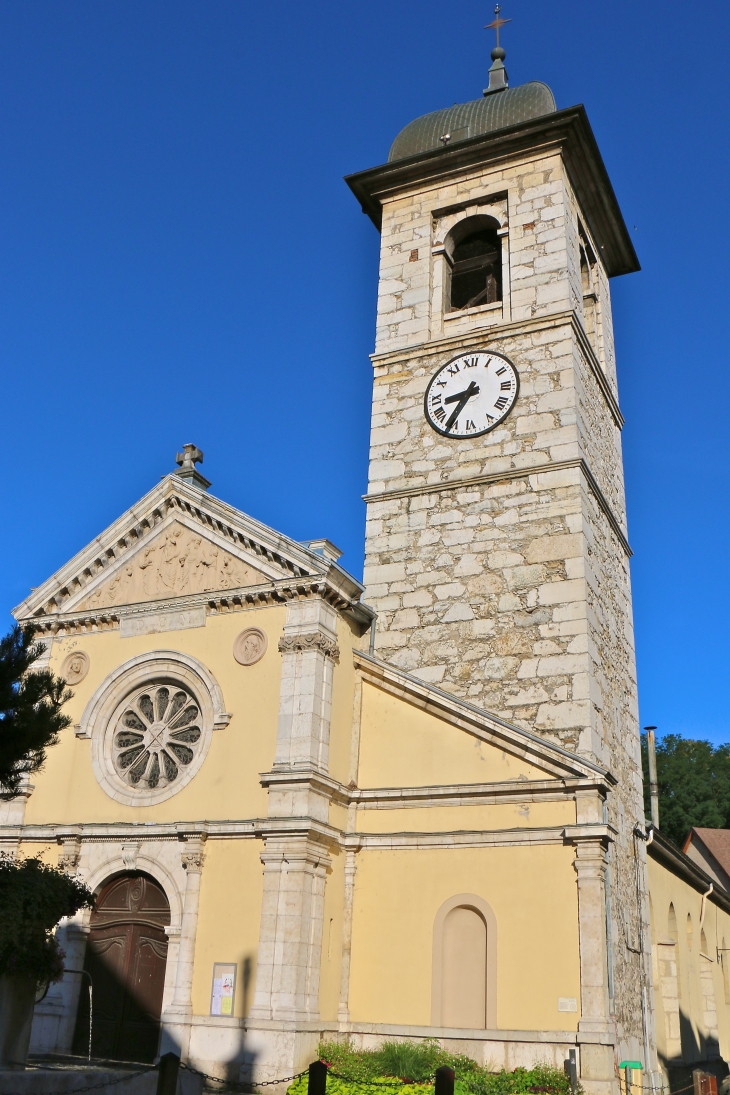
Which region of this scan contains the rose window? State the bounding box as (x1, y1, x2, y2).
(112, 684, 203, 790)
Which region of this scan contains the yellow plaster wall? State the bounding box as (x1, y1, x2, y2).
(18, 841, 57, 866)
(648, 855, 730, 1067)
(25, 608, 287, 825)
(356, 799, 575, 834)
(358, 682, 548, 789)
(327, 618, 360, 787)
(348, 843, 580, 1031)
(190, 838, 264, 1019)
(318, 846, 346, 1021)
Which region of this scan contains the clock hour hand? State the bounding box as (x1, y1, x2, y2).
(444, 380, 479, 431)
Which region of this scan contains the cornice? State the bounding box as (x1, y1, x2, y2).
(370, 310, 623, 430)
(364, 457, 631, 557)
(24, 573, 374, 637)
(370, 309, 577, 368)
(345, 105, 639, 278)
(342, 822, 613, 851)
(351, 777, 609, 809)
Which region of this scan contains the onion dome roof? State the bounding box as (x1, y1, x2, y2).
(388, 81, 557, 163)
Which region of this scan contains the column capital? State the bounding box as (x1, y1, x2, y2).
(181, 834, 207, 873)
(58, 836, 82, 873)
(278, 631, 340, 662)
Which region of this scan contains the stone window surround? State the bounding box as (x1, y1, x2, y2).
(431, 195, 511, 337)
(80, 650, 231, 807)
(430, 892, 498, 1029)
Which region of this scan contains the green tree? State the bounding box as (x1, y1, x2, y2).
(0, 855, 93, 985)
(0, 624, 72, 797)
(641, 733, 730, 848)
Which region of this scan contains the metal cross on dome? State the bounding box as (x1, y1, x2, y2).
(485, 4, 511, 48)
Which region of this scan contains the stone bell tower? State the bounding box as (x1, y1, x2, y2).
(347, 27, 651, 1086)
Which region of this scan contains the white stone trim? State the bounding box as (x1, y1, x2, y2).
(79, 650, 230, 806)
(81, 848, 185, 929)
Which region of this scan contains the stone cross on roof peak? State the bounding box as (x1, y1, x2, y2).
(172, 443, 211, 491)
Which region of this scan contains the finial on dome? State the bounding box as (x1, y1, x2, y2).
(484, 5, 510, 95)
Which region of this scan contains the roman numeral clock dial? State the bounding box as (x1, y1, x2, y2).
(423, 350, 519, 438)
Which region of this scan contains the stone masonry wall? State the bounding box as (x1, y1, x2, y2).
(362, 140, 647, 1063)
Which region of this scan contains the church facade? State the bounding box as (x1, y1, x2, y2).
(3, 41, 730, 1095)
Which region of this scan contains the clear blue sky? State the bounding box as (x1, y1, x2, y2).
(1, 2, 728, 744)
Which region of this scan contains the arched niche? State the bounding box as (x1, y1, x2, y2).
(431, 893, 497, 1029)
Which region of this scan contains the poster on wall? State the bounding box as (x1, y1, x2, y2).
(210, 962, 237, 1016)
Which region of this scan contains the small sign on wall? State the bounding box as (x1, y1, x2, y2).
(210, 963, 237, 1016)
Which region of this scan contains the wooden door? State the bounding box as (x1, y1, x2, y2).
(73, 873, 170, 1062)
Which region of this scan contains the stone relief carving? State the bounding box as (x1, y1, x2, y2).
(61, 651, 90, 685)
(233, 628, 268, 666)
(278, 631, 340, 662)
(77, 523, 267, 610)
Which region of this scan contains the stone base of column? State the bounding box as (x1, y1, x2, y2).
(577, 1039, 619, 1095)
(160, 1005, 193, 1061)
(243, 1021, 321, 1086)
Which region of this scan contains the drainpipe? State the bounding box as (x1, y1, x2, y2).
(369, 615, 377, 656)
(645, 727, 660, 828)
(700, 882, 713, 933)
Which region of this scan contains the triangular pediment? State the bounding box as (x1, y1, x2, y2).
(14, 475, 362, 621)
(73, 520, 270, 611)
(354, 650, 612, 784)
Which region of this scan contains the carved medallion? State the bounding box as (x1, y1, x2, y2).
(233, 627, 268, 666)
(61, 650, 90, 685)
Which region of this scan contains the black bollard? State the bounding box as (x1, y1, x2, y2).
(435, 1065, 455, 1095)
(157, 1051, 181, 1095)
(564, 1050, 577, 1095)
(309, 1059, 328, 1095)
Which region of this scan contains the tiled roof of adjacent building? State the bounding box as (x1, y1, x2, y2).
(684, 827, 730, 878)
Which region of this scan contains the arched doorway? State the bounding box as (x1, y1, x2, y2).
(73, 872, 170, 1062)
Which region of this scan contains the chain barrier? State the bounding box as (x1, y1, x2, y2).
(179, 1061, 308, 1092)
(625, 1079, 706, 1095)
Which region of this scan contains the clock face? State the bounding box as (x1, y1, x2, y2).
(423, 350, 519, 438)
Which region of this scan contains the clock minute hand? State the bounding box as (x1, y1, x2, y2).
(444, 381, 479, 431)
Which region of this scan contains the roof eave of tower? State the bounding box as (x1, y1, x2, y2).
(345, 104, 640, 279)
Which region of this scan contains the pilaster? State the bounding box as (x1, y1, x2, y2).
(160, 835, 206, 1060)
(249, 838, 330, 1022)
(337, 848, 359, 1023)
(571, 836, 617, 1094)
(275, 599, 339, 772)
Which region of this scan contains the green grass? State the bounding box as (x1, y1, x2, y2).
(286, 1040, 579, 1095)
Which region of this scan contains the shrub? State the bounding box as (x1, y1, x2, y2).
(0, 855, 94, 986)
(287, 1042, 579, 1095)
